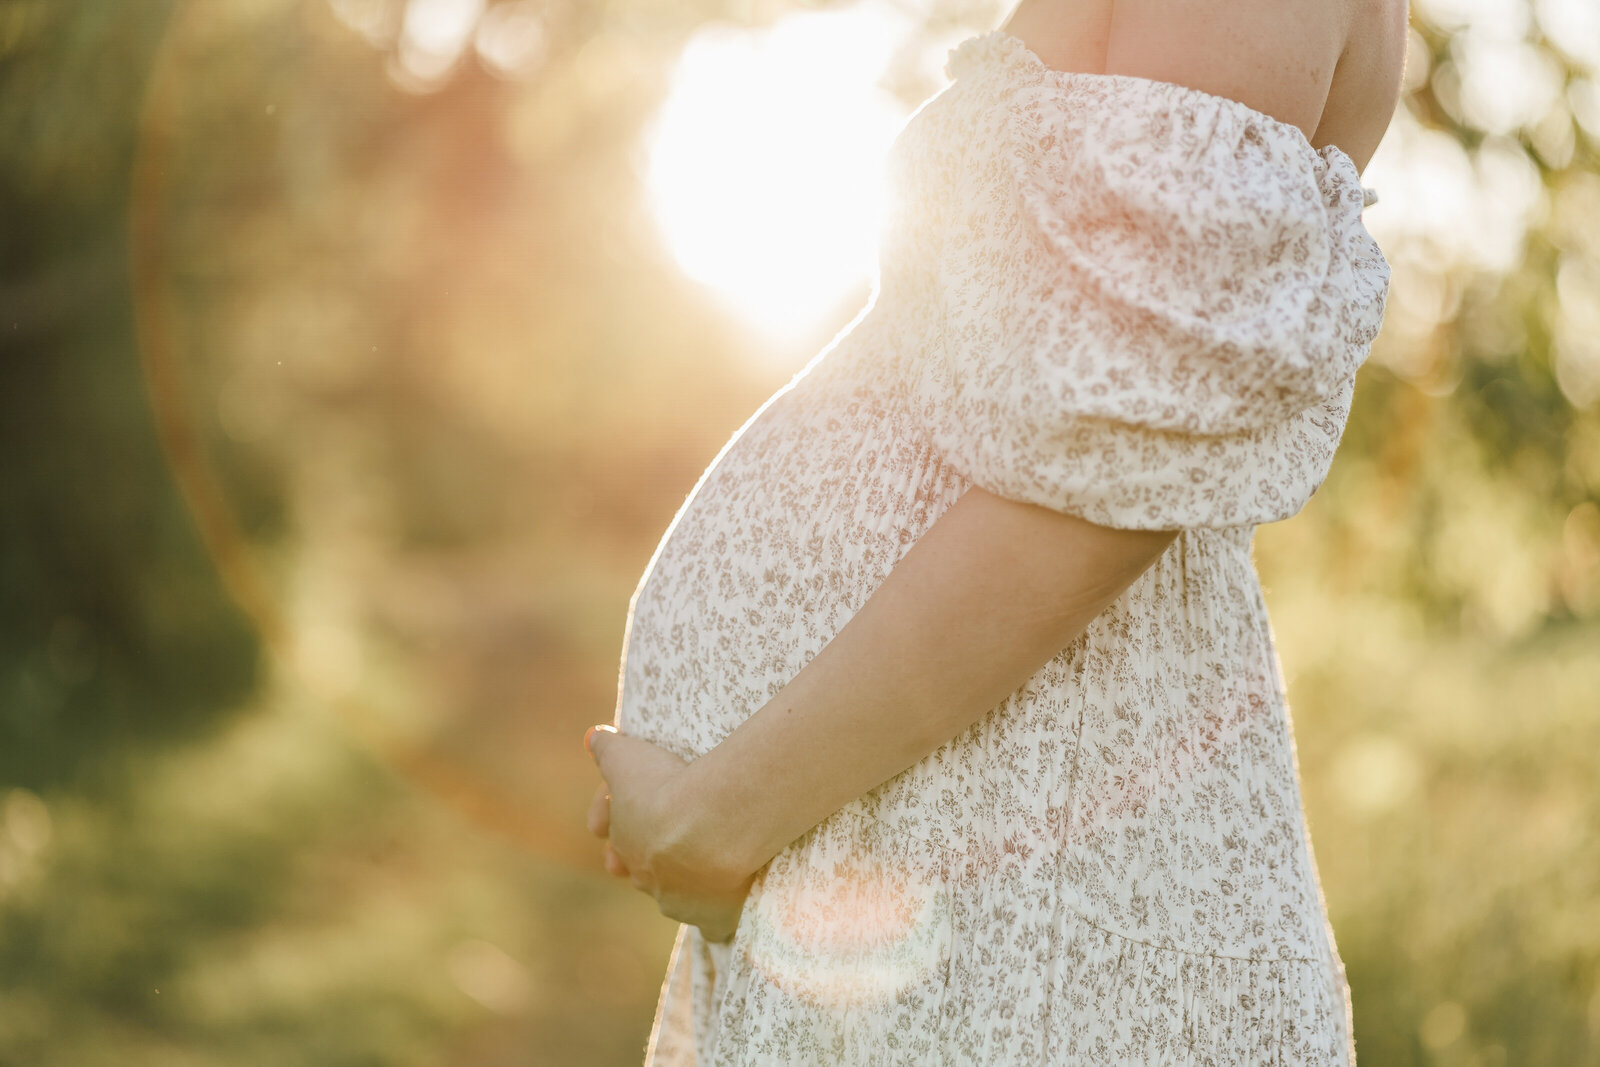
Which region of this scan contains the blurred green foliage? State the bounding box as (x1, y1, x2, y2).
(1, 0, 1597, 1064)
(0, 0, 260, 791)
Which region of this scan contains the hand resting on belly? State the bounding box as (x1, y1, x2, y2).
(585, 487, 1175, 941)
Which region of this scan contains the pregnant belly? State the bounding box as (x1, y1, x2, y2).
(615, 375, 965, 759)
(614, 377, 1334, 959)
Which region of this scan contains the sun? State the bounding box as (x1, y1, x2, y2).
(642, 6, 914, 344)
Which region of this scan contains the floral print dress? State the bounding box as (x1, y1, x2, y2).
(613, 29, 1391, 1067)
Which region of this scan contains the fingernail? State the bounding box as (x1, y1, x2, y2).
(584, 724, 617, 758)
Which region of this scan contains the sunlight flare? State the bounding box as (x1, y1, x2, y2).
(642, 6, 913, 342)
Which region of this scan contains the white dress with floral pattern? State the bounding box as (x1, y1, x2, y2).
(614, 29, 1390, 1067)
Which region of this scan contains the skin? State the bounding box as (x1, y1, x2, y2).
(1002, 0, 1411, 170)
(587, 0, 1410, 943)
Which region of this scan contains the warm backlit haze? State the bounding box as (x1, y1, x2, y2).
(2, 0, 1599, 1063)
(643, 6, 914, 340)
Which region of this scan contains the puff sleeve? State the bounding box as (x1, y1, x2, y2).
(913, 75, 1391, 530)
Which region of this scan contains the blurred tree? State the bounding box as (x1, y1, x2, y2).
(0, 1, 260, 789)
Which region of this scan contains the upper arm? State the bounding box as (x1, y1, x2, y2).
(1104, 0, 1350, 143)
(958, 488, 1179, 618)
(1312, 0, 1410, 171)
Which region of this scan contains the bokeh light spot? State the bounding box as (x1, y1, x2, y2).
(1420, 1000, 1469, 1050)
(447, 939, 534, 1014)
(1331, 733, 1423, 818)
(744, 845, 950, 1007)
(395, 0, 485, 88)
(474, 0, 546, 79)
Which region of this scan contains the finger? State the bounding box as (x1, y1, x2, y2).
(589, 730, 689, 792)
(603, 841, 631, 878)
(584, 723, 618, 766)
(586, 783, 611, 837)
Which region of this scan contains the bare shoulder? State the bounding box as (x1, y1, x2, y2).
(1103, 0, 1349, 141)
(1100, 0, 1408, 169)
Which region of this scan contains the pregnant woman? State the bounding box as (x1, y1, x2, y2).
(585, 0, 1406, 1062)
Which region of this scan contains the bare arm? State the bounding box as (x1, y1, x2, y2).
(621, 487, 1174, 886)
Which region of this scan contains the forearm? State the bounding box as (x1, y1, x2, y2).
(673, 486, 1177, 880)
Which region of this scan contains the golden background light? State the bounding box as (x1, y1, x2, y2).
(7, 0, 1600, 1061)
(642, 5, 914, 342)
